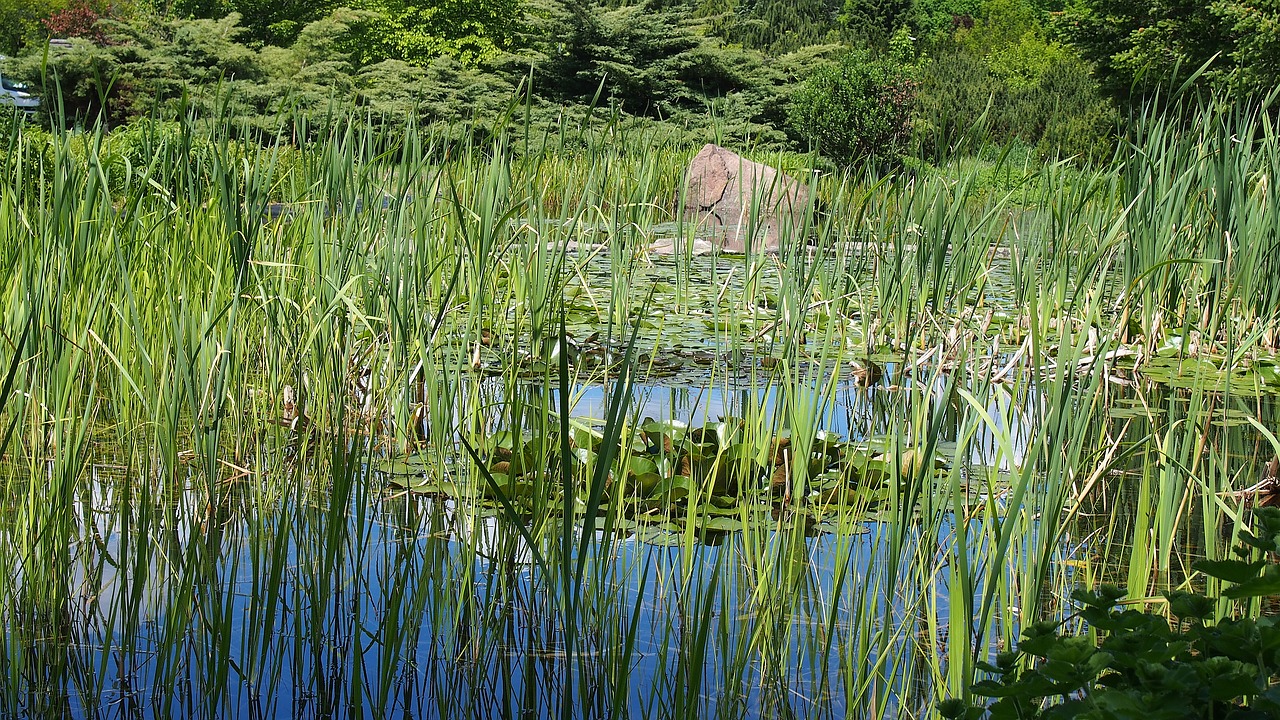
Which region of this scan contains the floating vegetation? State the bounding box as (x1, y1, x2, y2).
(379, 417, 949, 539)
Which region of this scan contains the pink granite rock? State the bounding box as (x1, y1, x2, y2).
(684, 144, 811, 253)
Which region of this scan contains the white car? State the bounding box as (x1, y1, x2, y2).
(0, 59, 39, 114)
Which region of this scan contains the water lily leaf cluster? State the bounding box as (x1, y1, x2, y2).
(379, 417, 948, 539)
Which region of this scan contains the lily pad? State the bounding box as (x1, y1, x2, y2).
(700, 515, 745, 533)
(633, 526, 685, 546)
(652, 475, 695, 501)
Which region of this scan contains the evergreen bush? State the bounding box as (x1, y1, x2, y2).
(788, 49, 915, 166)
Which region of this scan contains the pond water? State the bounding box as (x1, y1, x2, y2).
(59, 460, 1062, 719)
(7, 231, 1278, 719)
(12, 360, 1276, 718)
(25, 363, 1132, 720)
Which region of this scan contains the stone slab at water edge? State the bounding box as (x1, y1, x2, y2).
(683, 144, 811, 253)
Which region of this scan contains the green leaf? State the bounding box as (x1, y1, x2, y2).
(1071, 584, 1126, 608)
(1195, 559, 1267, 584)
(1223, 565, 1280, 599)
(700, 515, 744, 533)
(1164, 591, 1215, 620)
(375, 455, 431, 476)
(652, 475, 694, 500)
(633, 527, 684, 546)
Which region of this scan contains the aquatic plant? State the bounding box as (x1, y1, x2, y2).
(0, 91, 1276, 718)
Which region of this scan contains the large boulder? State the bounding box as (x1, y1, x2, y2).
(683, 144, 811, 253)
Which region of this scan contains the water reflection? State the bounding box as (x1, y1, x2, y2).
(40, 466, 1053, 718)
(10, 374, 1277, 718)
(566, 366, 1034, 469)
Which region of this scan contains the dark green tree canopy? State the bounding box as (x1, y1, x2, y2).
(714, 0, 845, 54)
(840, 0, 912, 44)
(0, 0, 1211, 170)
(536, 0, 763, 116)
(1054, 0, 1280, 100)
(169, 0, 340, 44)
(166, 0, 521, 62)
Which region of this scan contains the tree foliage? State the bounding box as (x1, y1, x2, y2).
(0, 0, 1180, 169)
(5, 10, 512, 129)
(714, 0, 845, 54)
(535, 0, 778, 122)
(0, 0, 127, 54)
(839, 0, 912, 44)
(906, 0, 1115, 161)
(164, 0, 520, 61)
(346, 0, 522, 64)
(169, 0, 340, 44)
(1054, 0, 1280, 100)
(909, 0, 981, 44)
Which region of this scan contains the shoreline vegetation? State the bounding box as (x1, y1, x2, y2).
(0, 91, 1278, 716)
(2, 0, 1280, 717)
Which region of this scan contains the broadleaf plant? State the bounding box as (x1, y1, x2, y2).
(941, 507, 1280, 719)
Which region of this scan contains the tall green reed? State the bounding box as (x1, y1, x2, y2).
(0, 88, 1277, 719)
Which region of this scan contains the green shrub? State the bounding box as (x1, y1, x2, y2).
(914, 45, 1116, 163)
(788, 49, 915, 167)
(913, 47, 998, 155)
(909, 0, 982, 45)
(839, 0, 912, 44)
(1017, 56, 1117, 162)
